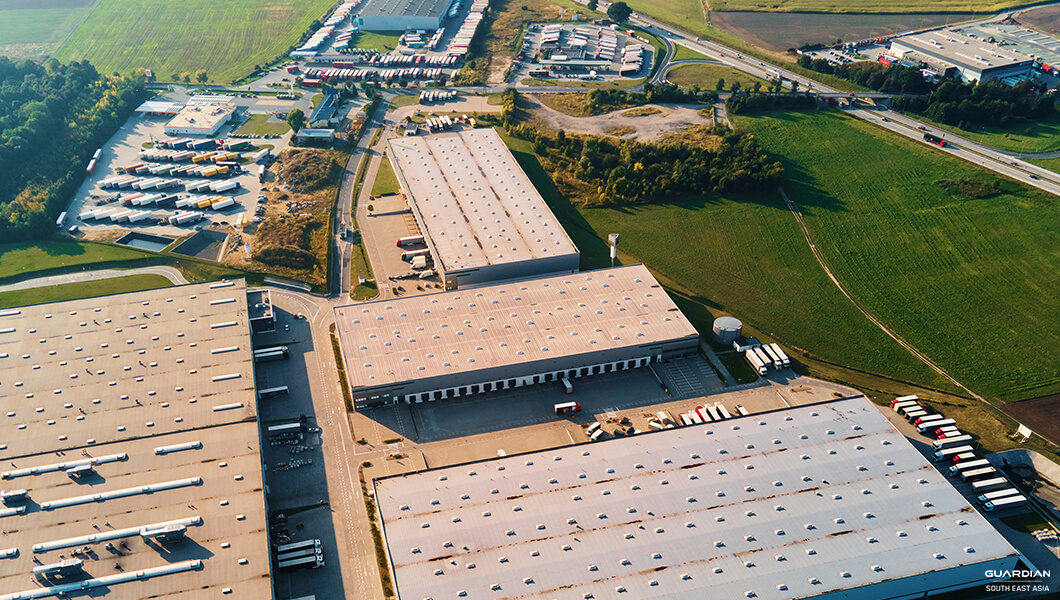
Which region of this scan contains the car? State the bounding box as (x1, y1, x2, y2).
(882, 117, 889, 122)
(917, 126, 927, 131)
(252, 216, 263, 223)
(296, 313, 304, 320)
(1030, 174, 1040, 180)
(284, 324, 290, 331)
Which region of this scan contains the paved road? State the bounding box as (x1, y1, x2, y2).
(0, 266, 188, 292)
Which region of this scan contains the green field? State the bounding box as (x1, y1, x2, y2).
(370, 156, 400, 197)
(0, 274, 173, 308)
(707, 0, 1035, 12)
(951, 108, 1060, 154)
(235, 114, 290, 137)
(348, 30, 402, 51)
(665, 63, 768, 90)
(54, 0, 336, 82)
(0, 241, 152, 280)
(1029, 157, 1060, 174)
(671, 45, 708, 61)
(0, 1, 94, 59)
(734, 110, 1060, 402)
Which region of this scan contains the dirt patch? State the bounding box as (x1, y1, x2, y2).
(278, 148, 340, 192)
(1003, 394, 1060, 446)
(711, 11, 978, 52)
(1016, 5, 1060, 37)
(527, 95, 713, 142)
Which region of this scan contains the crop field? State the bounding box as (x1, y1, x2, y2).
(0, 274, 172, 309)
(0, 0, 96, 60)
(735, 110, 1060, 402)
(55, 0, 336, 83)
(496, 132, 950, 393)
(708, 0, 1033, 12)
(665, 63, 768, 90)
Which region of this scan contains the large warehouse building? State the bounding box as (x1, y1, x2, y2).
(374, 397, 1028, 600)
(889, 29, 1034, 82)
(334, 264, 700, 409)
(356, 0, 457, 31)
(387, 128, 581, 289)
(164, 101, 237, 136)
(0, 280, 273, 599)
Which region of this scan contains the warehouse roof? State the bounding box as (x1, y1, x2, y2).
(386, 128, 579, 273)
(0, 279, 256, 460)
(0, 279, 269, 599)
(334, 264, 698, 389)
(374, 397, 1021, 600)
(164, 103, 236, 132)
(891, 29, 1032, 71)
(360, 0, 453, 18)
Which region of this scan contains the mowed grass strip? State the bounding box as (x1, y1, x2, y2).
(665, 63, 769, 90)
(736, 110, 1060, 402)
(496, 132, 951, 393)
(55, 0, 336, 83)
(0, 274, 173, 308)
(235, 114, 290, 137)
(370, 156, 400, 197)
(0, 241, 152, 280)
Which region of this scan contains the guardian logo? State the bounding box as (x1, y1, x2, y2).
(985, 569, 1051, 579)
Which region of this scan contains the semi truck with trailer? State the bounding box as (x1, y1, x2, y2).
(761, 345, 783, 370)
(768, 343, 790, 367)
(983, 495, 1027, 511)
(744, 350, 767, 375)
(890, 395, 919, 408)
(960, 466, 997, 481)
(949, 459, 990, 476)
(932, 435, 973, 450)
(977, 488, 1021, 505)
(970, 477, 1010, 494)
(753, 347, 772, 370)
(933, 445, 974, 461)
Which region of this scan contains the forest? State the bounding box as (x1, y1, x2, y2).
(0, 57, 149, 240)
(893, 79, 1054, 128)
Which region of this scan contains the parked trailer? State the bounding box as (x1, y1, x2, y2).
(210, 198, 236, 211)
(704, 404, 721, 421)
(258, 386, 290, 400)
(396, 235, 425, 247)
(680, 413, 694, 426)
(56, 212, 67, 228)
(935, 426, 961, 439)
(914, 414, 946, 426)
(895, 402, 922, 416)
(278, 555, 324, 571)
(932, 435, 973, 450)
(971, 477, 1010, 494)
(276, 548, 323, 561)
(934, 445, 974, 461)
(978, 488, 1021, 504)
(736, 405, 750, 416)
(761, 344, 783, 370)
(949, 459, 991, 476)
(890, 395, 920, 408)
(210, 181, 240, 193)
(961, 466, 997, 482)
(275, 539, 321, 554)
(983, 495, 1027, 511)
(744, 350, 767, 375)
(903, 410, 927, 422)
(715, 403, 732, 419)
(688, 410, 703, 424)
(920, 419, 957, 433)
(768, 343, 790, 367)
(254, 350, 288, 363)
(695, 406, 712, 422)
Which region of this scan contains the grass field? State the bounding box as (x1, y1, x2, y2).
(348, 30, 402, 51)
(734, 110, 1060, 402)
(388, 94, 422, 109)
(665, 63, 769, 90)
(671, 45, 708, 61)
(0, 0, 94, 60)
(55, 0, 337, 83)
(1029, 157, 1060, 174)
(708, 0, 1035, 12)
(370, 157, 400, 196)
(0, 241, 152, 280)
(945, 108, 1060, 154)
(496, 132, 951, 394)
(235, 114, 290, 137)
(0, 274, 172, 309)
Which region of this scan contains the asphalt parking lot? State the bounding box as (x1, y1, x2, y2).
(254, 310, 346, 600)
(360, 188, 443, 296)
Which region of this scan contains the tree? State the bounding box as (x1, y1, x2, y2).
(790, 80, 799, 93)
(181, 72, 191, 83)
(195, 70, 208, 83)
(587, 0, 598, 10)
(287, 108, 306, 132)
(170, 73, 180, 82)
(730, 81, 741, 93)
(607, 1, 631, 22)
(716, 78, 725, 92)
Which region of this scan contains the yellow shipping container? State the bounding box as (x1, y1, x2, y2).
(197, 199, 213, 209)
(214, 166, 229, 175)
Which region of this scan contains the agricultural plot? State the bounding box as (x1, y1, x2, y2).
(496, 132, 951, 393)
(708, 0, 1033, 12)
(665, 63, 768, 90)
(735, 110, 1060, 402)
(55, 0, 336, 83)
(0, 0, 96, 60)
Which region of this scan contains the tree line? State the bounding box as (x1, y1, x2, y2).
(893, 79, 1054, 129)
(0, 57, 150, 240)
(726, 91, 817, 115)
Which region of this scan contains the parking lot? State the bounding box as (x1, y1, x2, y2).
(515, 23, 652, 83)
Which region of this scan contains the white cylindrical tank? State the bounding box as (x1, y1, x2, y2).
(712, 316, 742, 345)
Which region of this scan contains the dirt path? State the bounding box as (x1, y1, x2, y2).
(525, 95, 716, 141)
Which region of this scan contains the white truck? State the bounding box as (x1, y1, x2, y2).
(761, 344, 783, 370)
(970, 477, 1009, 494)
(949, 459, 990, 476)
(744, 350, 767, 375)
(983, 495, 1027, 511)
(768, 343, 790, 367)
(917, 418, 956, 434)
(753, 347, 772, 370)
(977, 488, 1021, 505)
(960, 466, 997, 482)
(932, 435, 973, 450)
(933, 445, 974, 462)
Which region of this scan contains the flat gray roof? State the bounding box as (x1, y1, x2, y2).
(387, 128, 579, 273)
(892, 29, 1032, 71)
(334, 264, 699, 390)
(361, 0, 452, 18)
(0, 280, 270, 599)
(375, 397, 1020, 600)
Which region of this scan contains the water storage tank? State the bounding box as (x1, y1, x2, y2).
(712, 316, 742, 345)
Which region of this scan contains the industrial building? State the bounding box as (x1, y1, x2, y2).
(334, 264, 700, 409)
(308, 89, 341, 128)
(387, 128, 580, 289)
(0, 279, 272, 599)
(164, 101, 237, 136)
(889, 29, 1034, 82)
(374, 397, 1028, 600)
(356, 0, 457, 31)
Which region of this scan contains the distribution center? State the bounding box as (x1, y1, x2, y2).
(374, 397, 1028, 600)
(387, 128, 581, 289)
(0, 279, 272, 599)
(356, 0, 458, 31)
(889, 29, 1034, 82)
(334, 264, 700, 409)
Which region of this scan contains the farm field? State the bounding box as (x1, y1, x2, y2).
(666, 63, 768, 90)
(0, 0, 96, 60)
(710, 11, 978, 53)
(734, 110, 1060, 402)
(55, 0, 336, 83)
(496, 132, 952, 394)
(0, 274, 172, 309)
(708, 0, 1032, 12)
